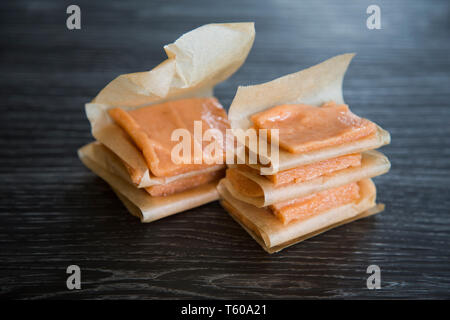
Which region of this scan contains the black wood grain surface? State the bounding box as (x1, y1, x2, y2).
(1, 0, 449, 299)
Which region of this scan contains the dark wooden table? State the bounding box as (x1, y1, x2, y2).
(1, 0, 449, 299)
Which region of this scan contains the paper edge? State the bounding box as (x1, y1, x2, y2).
(239, 125, 391, 174)
(222, 200, 384, 254)
(225, 150, 390, 207)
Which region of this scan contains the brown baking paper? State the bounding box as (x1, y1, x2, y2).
(228, 53, 390, 174)
(225, 150, 390, 207)
(78, 143, 220, 223)
(218, 178, 383, 253)
(85, 22, 255, 187)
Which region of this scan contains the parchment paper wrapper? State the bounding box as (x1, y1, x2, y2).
(78, 143, 220, 223)
(218, 178, 383, 253)
(225, 150, 390, 207)
(85, 22, 255, 187)
(228, 53, 390, 174)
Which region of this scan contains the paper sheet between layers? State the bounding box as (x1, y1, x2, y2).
(78, 143, 219, 223)
(225, 150, 390, 207)
(228, 53, 391, 173)
(85, 23, 255, 187)
(218, 178, 383, 253)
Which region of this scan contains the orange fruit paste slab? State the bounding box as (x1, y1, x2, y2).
(250, 101, 377, 154)
(242, 153, 362, 187)
(108, 97, 230, 178)
(270, 182, 360, 225)
(226, 153, 362, 198)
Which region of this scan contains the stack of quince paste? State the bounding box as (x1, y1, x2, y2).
(78, 22, 255, 223)
(218, 54, 391, 253)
